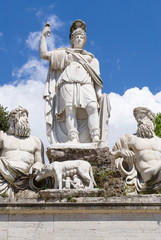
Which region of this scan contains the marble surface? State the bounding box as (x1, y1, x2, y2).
(112, 107, 161, 193)
(39, 19, 110, 144)
(0, 106, 44, 197)
(36, 160, 96, 189)
(0, 195, 161, 240)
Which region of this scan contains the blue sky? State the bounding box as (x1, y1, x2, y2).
(1, 0, 161, 93)
(0, 0, 161, 152)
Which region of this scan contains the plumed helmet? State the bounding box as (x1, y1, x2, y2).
(69, 19, 86, 39)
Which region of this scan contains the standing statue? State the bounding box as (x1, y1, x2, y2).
(0, 106, 45, 196)
(39, 19, 110, 144)
(112, 107, 161, 193)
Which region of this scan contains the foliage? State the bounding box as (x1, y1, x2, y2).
(67, 195, 77, 202)
(93, 166, 125, 197)
(0, 191, 8, 198)
(154, 113, 161, 137)
(0, 105, 9, 132)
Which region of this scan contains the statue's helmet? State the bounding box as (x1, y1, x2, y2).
(69, 19, 87, 47)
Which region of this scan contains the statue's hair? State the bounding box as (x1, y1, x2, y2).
(7, 106, 30, 137)
(133, 107, 156, 125)
(8, 106, 28, 121)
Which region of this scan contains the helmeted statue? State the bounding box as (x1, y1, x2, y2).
(39, 19, 110, 144)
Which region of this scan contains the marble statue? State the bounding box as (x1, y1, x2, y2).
(112, 107, 161, 193)
(0, 106, 45, 197)
(71, 174, 84, 189)
(35, 160, 96, 189)
(39, 19, 110, 144)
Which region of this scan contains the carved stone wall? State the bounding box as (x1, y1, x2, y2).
(46, 146, 124, 196)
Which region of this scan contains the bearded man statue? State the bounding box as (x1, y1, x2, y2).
(0, 106, 45, 197)
(111, 107, 161, 194)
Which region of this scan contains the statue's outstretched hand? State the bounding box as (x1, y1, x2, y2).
(119, 149, 135, 165)
(29, 162, 44, 175)
(42, 24, 51, 37)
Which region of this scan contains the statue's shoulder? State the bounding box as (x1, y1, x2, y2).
(30, 135, 42, 147)
(118, 133, 135, 143)
(154, 135, 161, 142)
(49, 48, 67, 56)
(55, 48, 67, 52)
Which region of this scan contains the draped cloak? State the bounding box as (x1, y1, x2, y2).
(0, 157, 45, 196)
(43, 48, 111, 144)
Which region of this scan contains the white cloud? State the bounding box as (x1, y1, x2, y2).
(0, 32, 3, 37)
(47, 14, 63, 30)
(0, 80, 48, 160)
(26, 31, 41, 50)
(0, 57, 49, 161)
(26, 14, 68, 52)
(26, 31, 62, 51)
(116, 58, 120, 70)
(35, 9, 43, 18)
(12, 58, 48, 83)
(108, 87, 161, 149)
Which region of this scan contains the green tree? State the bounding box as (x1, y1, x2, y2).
(0, 105, 9, 132)
(155, 113, 161, 137)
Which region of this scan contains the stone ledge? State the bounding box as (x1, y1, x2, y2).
(46, 145, 109, 162)
(39, 188, 105, 199)
(0, 195, 161, 214)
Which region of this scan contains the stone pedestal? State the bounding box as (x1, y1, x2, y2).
(46, 142, 109, 162)
(46, 143, 124, 197)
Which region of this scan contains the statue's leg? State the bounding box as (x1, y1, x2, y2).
(86, 102, 100, 142)
(65, 106, 79, 142)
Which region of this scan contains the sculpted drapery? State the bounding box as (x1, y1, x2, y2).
(43, 47, 110, 144)
(41, 19, 111, 144)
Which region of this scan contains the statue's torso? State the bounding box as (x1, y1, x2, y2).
(58, 51, 93, 85)
(1, 135, 36, 172)
(128, 135, 161, 181)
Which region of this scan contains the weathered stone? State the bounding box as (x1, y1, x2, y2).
(2, 190, 161, 240)
(46, 145, 125, 196)
(47, 145, 110, 163)
(39, 189, 105, 200)
(14, 190, 39, 200)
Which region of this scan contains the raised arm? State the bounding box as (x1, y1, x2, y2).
(39, 23, 52, 60)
